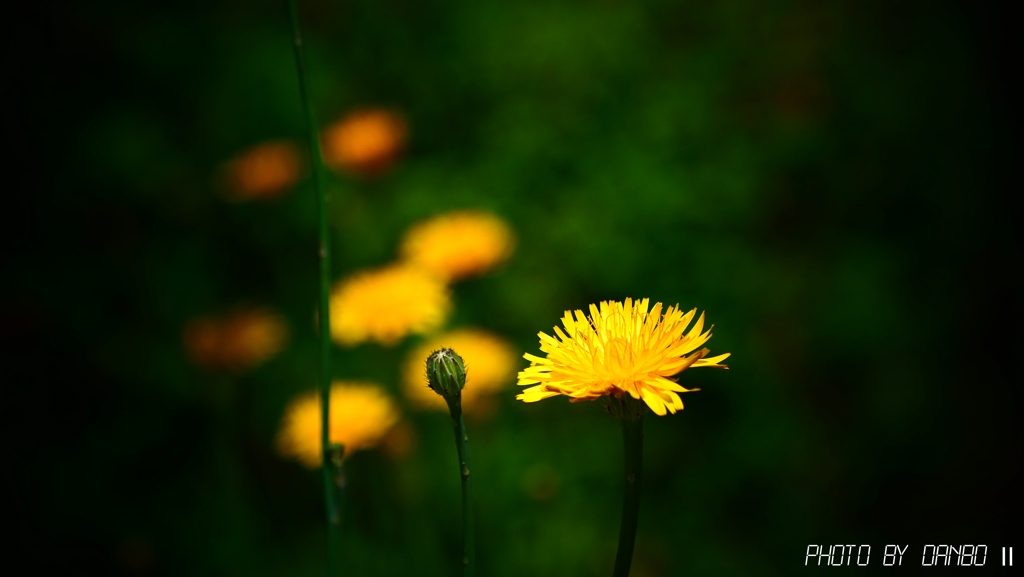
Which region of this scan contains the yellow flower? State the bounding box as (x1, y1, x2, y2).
(404, 329, 517, 410)
(517, 298, 730, 416)
(322, 109, 406, 177)
(276, 381, 400, 467)
(400, 211, 515, 281)
(222, 141, 303, 200)
(183, 307, 289, 371)
(330, 264, 451, 346)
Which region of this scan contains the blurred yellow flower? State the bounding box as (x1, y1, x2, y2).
(322, 109, 406, 176)
(276, 381, 400, 467)
(400, 211, 515, 281)
(517, 298, 730, 416)
(184, 307, 289, 371)
(404, 329, 517, 411)
(330, 264, 450, 346)
(222, 141, 303, 200)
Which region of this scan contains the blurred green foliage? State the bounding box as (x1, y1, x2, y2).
(11, 0, 1018, 575)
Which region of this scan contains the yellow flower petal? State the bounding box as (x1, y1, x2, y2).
(276, 381, 400, 468)
(399, 210, 515, 281)
(330, 264, 450, 347)
(515, 300, 729, 416)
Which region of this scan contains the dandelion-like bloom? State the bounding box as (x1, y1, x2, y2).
(321, 109, 406, 176)
(400, 211, 515, 281)
(404, 329, 517, 410)
(276, 381, 400, 467)
(517, 298, 730, 416)
(222, 141, 303, 200)
(184, 307, 289, 371)
(329, 264, 450, 346)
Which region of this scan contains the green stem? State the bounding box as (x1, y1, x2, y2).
(612, 413, 644, 577)
(445, 396, 476, 577)
(285, 2, 338, 575)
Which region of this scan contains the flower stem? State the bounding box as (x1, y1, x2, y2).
(284, 1, 338, 575)
(444, 396, 476, 577)
(612, 412, 644, 577)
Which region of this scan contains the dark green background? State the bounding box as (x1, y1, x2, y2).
(11, 0, 1019, 575)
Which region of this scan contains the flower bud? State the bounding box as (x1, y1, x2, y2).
(426, 348, 467, 398)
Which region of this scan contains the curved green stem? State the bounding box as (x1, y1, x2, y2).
(612, 413, 644, 577)
(285, 1, 338, 575)
(444, 396, 476, 577)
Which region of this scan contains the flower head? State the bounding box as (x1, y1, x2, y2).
(322, 109, 406, 177)
(276, 381, 400, 467)
(517, 298, 730, 416)
(404, 329, 516, 411)
(400, 211, 515, 281)
(330, 264, 451, 347)
(222, 141, 303, 200)
(184, 307, 289, 371)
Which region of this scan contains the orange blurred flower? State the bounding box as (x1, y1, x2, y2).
(400, 211, 515, 281)
(404, 328, 517, 412)
(322, 109, 406, 176)
(222, 141, 303, 200)
(184, 307, 289, 371)
(276, 381, 401, 467)
(329, 263, 450, 347)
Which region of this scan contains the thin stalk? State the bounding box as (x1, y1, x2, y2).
(444, 396, 476, 577)
(611, 413, 644, 577)
(285, 1, 338, 575)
